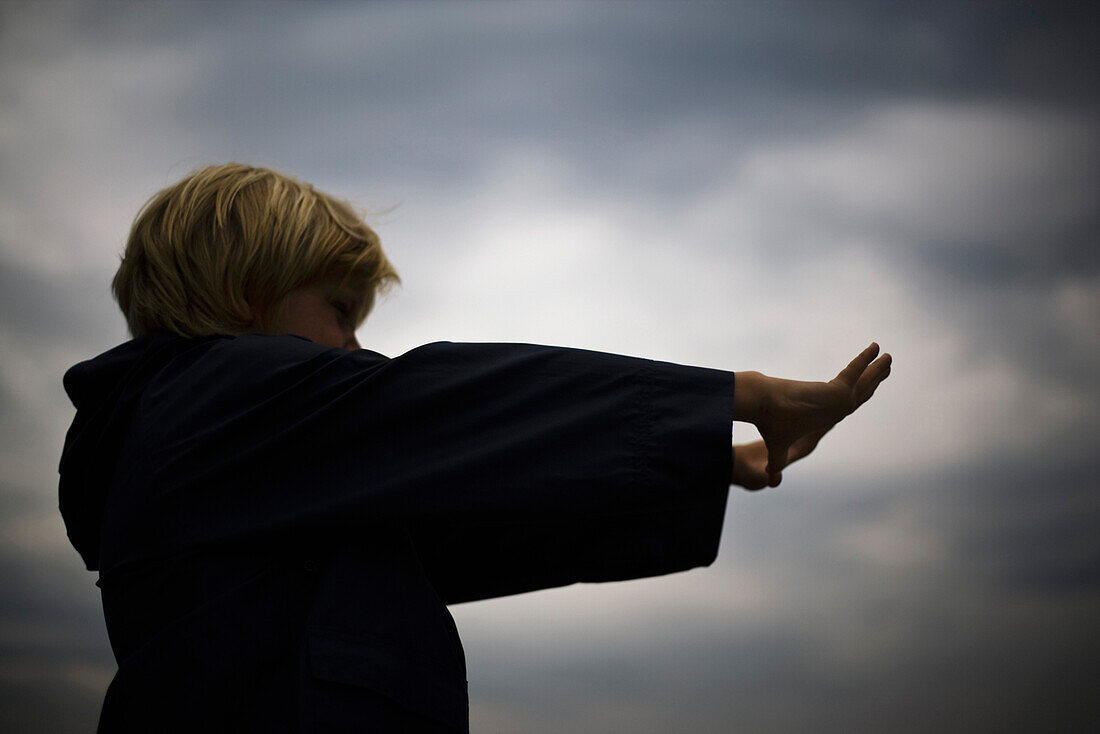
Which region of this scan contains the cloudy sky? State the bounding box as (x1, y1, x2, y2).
(2, 1, 1098, 731)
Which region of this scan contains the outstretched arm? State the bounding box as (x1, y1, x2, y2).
(731, 342, 892, 489)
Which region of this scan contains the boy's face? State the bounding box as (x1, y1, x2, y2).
(269, 275, 363, 350)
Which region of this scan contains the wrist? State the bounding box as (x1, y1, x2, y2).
(733, 371, 769, 424)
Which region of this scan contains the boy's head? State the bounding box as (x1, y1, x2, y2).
(112, 162, 399, 339)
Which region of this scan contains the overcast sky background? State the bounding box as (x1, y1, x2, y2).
(1, 2, 1098, 732)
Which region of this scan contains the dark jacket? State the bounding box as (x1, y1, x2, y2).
(59, 332, 735, 732)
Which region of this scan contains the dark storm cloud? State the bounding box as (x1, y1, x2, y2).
(0, 253, 121, 347)
(933, 456, 1100, 596)
(49, 2, 1098, 194)
(927, 273, 1099, 405)
(2, 2, 1099, 732)
(918, 222, 1100, 286)
(461, 452, 1100, 733)
(0, 546, 111, 734)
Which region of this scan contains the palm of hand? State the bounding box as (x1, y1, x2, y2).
(759, 379, 851, 455)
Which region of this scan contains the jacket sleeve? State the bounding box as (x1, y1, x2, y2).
(107, 335, 734, 600)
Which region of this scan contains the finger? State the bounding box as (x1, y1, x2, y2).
(743, 473, 769, 491)
(854, 365, 890, 409)
(768, 469, 782, 488)
(835, 342, 880, 388)
(854, 354, 892, 405)
(854, 352, 891, 391)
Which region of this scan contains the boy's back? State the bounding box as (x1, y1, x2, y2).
(61, 331, 734, 732)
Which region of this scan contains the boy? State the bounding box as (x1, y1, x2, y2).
(60, 163, 891, 732)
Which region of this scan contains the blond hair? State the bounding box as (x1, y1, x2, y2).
(112, 163, 399, 338)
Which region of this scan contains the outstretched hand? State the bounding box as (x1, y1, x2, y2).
(737, 343, 891, 488)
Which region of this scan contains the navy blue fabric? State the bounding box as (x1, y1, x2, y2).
(60, 333, 735, 732)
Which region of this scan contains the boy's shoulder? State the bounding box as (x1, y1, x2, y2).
(206, 331, 332, 361)
(150, 332, 370, 392)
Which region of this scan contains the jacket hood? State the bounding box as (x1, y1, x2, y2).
(59, 332, 211, 570)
